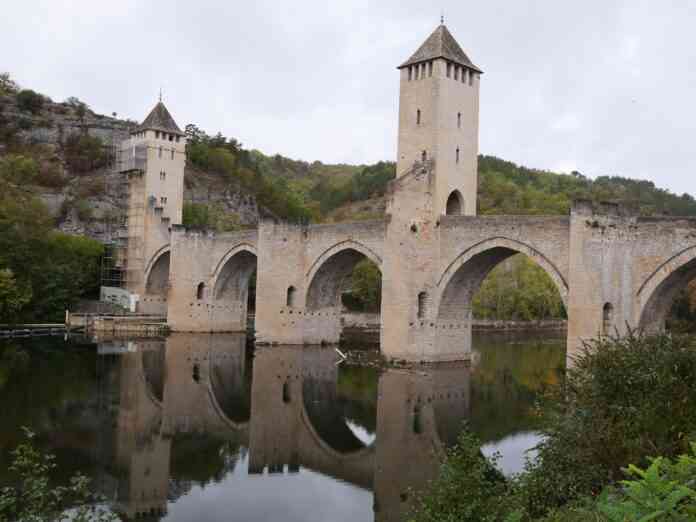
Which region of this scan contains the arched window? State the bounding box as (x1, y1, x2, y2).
(457, 112, 461, 128)
(196, 282, 205, 300)
(456, 148, 460, 164)
(446, 191, 463, 215)
(282, 380, 291, 403)
(417, 291, 428, 319)
(416, 109, 421, 125)
(421, 150, 427, 162)
(192, 363, 200, 383)
(603, 303, 614, 335)
(286, 286, 296, 307)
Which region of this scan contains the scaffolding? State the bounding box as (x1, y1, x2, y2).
(100, 139, 147, 293)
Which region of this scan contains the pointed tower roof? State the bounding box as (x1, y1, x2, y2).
(136, 101, 185, 136)
(399, 24, 482, 73)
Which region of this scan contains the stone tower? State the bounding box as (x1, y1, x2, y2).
(118, 100, 186, 313)
(396, 23, 482, 216)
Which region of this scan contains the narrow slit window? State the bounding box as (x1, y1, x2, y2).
(603, 303, 613, 335)
(197, 282, 205, 300)
(469, 72, 474, 86)
(171, 149, 174, 160)
(286, 286, 296, 307)
(417, 292, 427, 318)
(416, 109, 421, 125)
(462, 69, 467, 84)
(446, 62, 452, 78)
(283, 380, 291, 403)
(457, 112, 461, 128)
(158, 146, 162, 158)
(454, 66, 459, 81)
(428, 61, 433, 77)
(421, 150, 427, 162)
(408, 66, 412, 81)
(456, 148, 460, 164)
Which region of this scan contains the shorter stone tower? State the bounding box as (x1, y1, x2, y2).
(118, 100, 186, 312)
(396, 23, 482, 216)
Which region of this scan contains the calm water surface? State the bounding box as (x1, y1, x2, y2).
(0, 331, 565, 521)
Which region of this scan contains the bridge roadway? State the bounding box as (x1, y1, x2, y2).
(138, 194, 696, 361)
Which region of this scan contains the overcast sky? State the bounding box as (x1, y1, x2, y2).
(2, 0, 694, 196)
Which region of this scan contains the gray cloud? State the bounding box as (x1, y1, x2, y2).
(3, 0, 694, 195)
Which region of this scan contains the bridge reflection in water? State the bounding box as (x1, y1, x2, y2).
(92, 332, 561, 521)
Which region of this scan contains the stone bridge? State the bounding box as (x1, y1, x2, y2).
(117, 21, 696, 362)
(137, 195, 696, 362)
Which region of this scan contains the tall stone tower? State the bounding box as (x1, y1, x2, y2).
(396, 23, 482, 216)
(117, 100, 186, 312)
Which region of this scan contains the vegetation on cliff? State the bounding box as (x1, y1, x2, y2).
(0, 155, 102, 323)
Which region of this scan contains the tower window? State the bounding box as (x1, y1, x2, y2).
(421, 150, 427, 162)
(469, 72, 474, 86)
(160, 171, 166, 180)
(169, 134, 174, 142)
(417, 292, 428, 318)
(160, 196, 167, 205)
(446, 62, 452, 78)
(176, 136, 180, 143)
(603, 303, 613, 335)
(171, 149, 174, 160)
(456, 148, 460, 164)
(415, 64, 419, 80)
(428, 61, 433, 77)
(155, 131, 160, 139)
(462, 69, 468, 84)
(286, 286, 296, 307)
(454, 66, 459, 81)
(457, 112, 461, 128)
(416, 109, 421, 125)
(408, 66, 412, 81)
(196, 282, 205, 300)
(158, 146, 162, 158)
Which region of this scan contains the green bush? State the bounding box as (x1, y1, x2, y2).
(519, 331, 696, 517)
(408, 431, 519, 522)
(411, 332, 696, 522)
(0, 428, 118, 521)
(63, 133, 106, 173)
(16, 89, 45, 114)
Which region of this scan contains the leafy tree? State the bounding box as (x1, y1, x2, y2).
(63, 134, 106, 173)
(0, 428, 118, 521)
(0, 72, 19, 96)
(16, 89, 45, 114)
(0, 269, 31, 323)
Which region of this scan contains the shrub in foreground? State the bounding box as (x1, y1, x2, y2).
(410, 332, 696, 521)
(520, 331, 696, 516)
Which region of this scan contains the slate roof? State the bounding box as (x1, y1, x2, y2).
(399, 24, 482, 73)
(136, 101, 185, 136)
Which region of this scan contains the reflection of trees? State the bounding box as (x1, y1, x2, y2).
(337, 366, 378, 433)
(0, 339, 99, 484)
(170, 433, 245, 487)
(469, 333, 565, 444)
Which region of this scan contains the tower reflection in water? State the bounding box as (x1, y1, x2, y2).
(97, 333, 471, 521)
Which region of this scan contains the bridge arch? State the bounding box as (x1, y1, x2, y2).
(144, 246, 171, 296)
(306, 240, 382, 311)
(637, 245, 696, 332)
(210, 244, 257, 309)
(436, 237, 569, 322)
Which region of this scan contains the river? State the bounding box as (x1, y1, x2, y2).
(0, 331, 565, 521)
